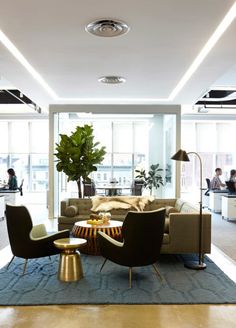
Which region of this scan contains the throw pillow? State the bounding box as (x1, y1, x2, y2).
(65, 205, 78, 217)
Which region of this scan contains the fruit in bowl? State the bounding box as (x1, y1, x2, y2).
(87, 219, 103, 225)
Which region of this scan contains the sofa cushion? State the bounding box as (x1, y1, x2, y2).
(180, 202, 199, 213)
(109, 214, 126, 222)
(174, 199, 186, 211)
(165, 206, 179, 216)
(58, 215, 88, 224)
(110, 208, 134, 216)
(144, 203, 166, 211)
(65, 205, 78, 217)
(69, 199, 92, 215)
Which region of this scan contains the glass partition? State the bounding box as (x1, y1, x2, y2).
(52, 112, 177, 216)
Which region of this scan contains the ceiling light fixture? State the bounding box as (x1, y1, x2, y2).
(197, 106, 209, 113)
(85, 19, 129, 37)
(169, 2, 236, 100)
(0, 30, 58, 99)
(98, 76, 126, 84)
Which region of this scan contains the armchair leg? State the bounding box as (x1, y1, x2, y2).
(100, 258, 108, 272)
(7, 256, 15, 269)
(129, 267, 132, 288)
(152, 263, 163, 282)
(22, 259, 28, 275)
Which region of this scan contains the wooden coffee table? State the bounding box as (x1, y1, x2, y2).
(72, 220, 123, 255)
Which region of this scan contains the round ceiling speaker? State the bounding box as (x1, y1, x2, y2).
(85, 19, 129, 37)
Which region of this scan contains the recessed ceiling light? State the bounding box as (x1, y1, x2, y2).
(197, 106, 209, 113)
(0, 30, 57, 99)
(85, 19, 129, 37)
(98, 76, 126, 84)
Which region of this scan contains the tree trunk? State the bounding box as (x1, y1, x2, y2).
(77, 178, 82, 198)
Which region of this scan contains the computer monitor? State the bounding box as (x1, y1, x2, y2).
(225, 180, 236, 193)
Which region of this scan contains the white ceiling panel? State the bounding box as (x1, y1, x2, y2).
(0, 0, 235, 111)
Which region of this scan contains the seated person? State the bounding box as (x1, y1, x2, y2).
(229, 169, 236, 182)
(227, 169, 236, 193)
(210, 168, 226, 190)
(0, 168, 18, 190)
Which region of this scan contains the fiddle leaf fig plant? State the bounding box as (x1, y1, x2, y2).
(135, 164, 164, 195)
(54, 125, 106, 198)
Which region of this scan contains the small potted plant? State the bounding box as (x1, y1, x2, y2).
(135, 164, 164, 195)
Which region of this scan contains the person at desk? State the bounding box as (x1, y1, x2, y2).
(210, 168, 226, 190)
(227, 169, 236, 193)
(0, 168, 18, 190)
(7, 168, 18, 190)
(229, 169, 236, 182)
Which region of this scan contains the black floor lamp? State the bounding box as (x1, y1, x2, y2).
(171, 149, 207, 270)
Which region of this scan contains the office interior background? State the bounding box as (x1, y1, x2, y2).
(1, 2, 236, 327)
(0, 115, 235, 208)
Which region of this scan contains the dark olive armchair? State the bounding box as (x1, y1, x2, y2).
(5, 204, 70, 274)
(98, 208, 166, 288)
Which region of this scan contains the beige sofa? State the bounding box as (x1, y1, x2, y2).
(58, 196, 211, 255)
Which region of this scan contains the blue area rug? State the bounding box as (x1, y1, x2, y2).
(0, 254, 235, 305)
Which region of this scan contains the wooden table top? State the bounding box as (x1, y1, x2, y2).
(74, 220, 123, 229)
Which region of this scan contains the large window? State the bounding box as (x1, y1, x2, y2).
(55, 113, 177, 202)
(181, 120, 236, 194)
(93, 121, 148, 186)
(0, 120, 48, 192)
(58, 118, 150, 190)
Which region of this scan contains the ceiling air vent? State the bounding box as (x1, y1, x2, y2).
(98, 76, 126, 84)
(85, 19, 129, 37)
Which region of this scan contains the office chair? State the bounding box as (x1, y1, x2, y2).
(18, 179, 24, 196)
(131, 179, 144, 196)
(205, 178, 211, 196)
(83, 180, 96, 197)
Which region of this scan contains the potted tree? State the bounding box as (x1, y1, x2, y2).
(54, 125, 106, 198)
(135, 164, 164, 195)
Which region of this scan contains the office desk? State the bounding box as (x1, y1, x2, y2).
(222, 194, 236, 220)
(209, 190, 228, 213)
(96, 185, 131, 196)
(0, 190, 20, 205)
(0, 196, 4, 219)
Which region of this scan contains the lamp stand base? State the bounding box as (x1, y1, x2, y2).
(184, 261, 207, 270)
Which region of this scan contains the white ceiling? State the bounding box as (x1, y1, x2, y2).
(0, 0, 236, 112)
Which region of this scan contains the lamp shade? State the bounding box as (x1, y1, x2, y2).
(171, 149, 190, 162)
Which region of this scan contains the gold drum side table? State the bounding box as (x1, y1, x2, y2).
(53, 237, 87, 282)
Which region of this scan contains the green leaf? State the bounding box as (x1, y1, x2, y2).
(54, 125, 106, 189)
